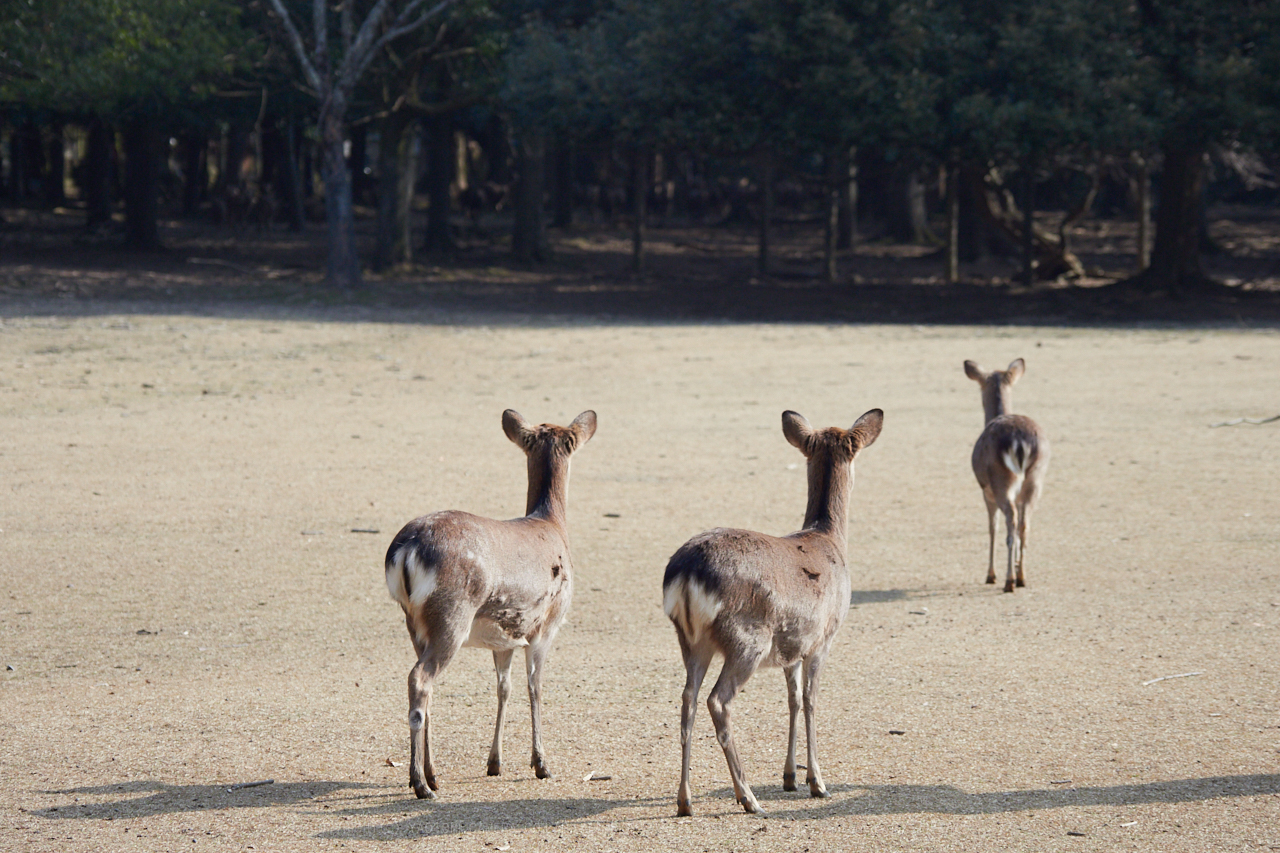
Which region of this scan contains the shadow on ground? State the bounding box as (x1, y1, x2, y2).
(36, 779, 371, 820)
(744, 773, 1280, 819)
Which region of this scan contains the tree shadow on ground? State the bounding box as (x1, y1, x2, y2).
(720, 773, 1280, 819)
(4, 212, 1280, 327)
(35, 779, 373, 820)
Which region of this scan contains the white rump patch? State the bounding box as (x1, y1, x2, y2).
(663, 577, 722, 645)
(385, 544, 438, 608)
(404, 548, 438, 606)
(1001, 442, 1028, 477)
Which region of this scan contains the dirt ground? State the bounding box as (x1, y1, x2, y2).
(1, 212, 1279, 852)
(1, 296, 1277, 853)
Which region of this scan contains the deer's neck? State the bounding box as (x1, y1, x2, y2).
(802, 454, 852, 551)
(983, 384, 1011, 423)
(525, 449, 570, 524)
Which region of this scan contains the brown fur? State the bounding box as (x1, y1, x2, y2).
(964, 359, 1049, 592)
(385, 409, 596, 798)
(662, 408, 883, 816)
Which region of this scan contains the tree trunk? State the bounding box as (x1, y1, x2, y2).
(837, 146, 858, 251)
(888, 164, 928, 243)
(945, 165, 960, 284)
(278, 117, 305, 231)
(631, 146, 649, 273)
(757, 147, 774, 275)
(123, 117, 161, 250)
(1021, 164, 1035, 287)
(347, 124, 370, 205)
(550, 136, 574, 229)
(46, 120, 66, 207)
(511, 129, 548, 263)
(374, 111, 417, 270)
(181, 132, 207, 217)
(422, 114, 456, 255)
(320, 110, 362, 286)
(957, 165, 988, 263)
(1143, 142, 1208, 293)
(823, 148, 840, 283)
(85, 117, 115, 227)
(1131, 153, 1151, 272)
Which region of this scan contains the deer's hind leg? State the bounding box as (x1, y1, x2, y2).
(706, 643, 768, 815)
(406, 610, 469, 799)
(981, 486, 999, 585)
(676, 633, 714, 817)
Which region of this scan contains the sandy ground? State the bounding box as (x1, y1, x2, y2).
(1, 300, 1277, 852)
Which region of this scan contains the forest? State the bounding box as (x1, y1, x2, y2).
(2, 0, 1279, 308)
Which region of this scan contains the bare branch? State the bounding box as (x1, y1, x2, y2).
(341, 0, 353, 54)
(374, 0, 463, 59)
(266, 0, 323, 92)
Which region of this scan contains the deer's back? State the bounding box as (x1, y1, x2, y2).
(663, 527, 850, 664)
(972, 414, 1048, 483)
(386, 511, 572, 617)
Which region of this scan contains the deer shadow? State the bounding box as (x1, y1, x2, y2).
(313, 793, 642, 841)
(704, 773, 1280, 819)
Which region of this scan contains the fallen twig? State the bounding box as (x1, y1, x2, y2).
(1142, 671, 1201, 686)
(227, 779, 275, 791)
(1209, 414, 1280, 427)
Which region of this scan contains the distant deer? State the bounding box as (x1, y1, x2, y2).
(663, 409, 884, 816)
(384, 409, 596, 798)
(963, 358, 1049, 592)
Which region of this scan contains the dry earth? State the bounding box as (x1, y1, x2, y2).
(1, 298, 1278, 852)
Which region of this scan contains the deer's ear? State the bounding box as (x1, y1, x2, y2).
(963, 360, 986, 383)
(502, 409, 533, 448)
(1005, 358, 1026, 384)
(570, 410, 597, 446)
(782, 410, 814, 453)
(849, 408, 884, 452)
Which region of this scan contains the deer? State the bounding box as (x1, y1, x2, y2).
(963, 358, 1049, 592)
(384, 409, 596, 799)
(662, 408, 884, 816)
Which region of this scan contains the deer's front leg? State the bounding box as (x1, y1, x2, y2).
(802, 655, 829, 798)
(525, 641, 554, 779)
(782, 663, 802, 792)
(488, 649, 516, 776)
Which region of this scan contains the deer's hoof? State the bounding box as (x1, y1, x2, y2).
(810, 785, 830, 799)
(782, 772, 797, 792)
(1015, 578, 1026, 588)
(412, 783, 436, 800)
(1003, 581, 1015, 593)
(986, 577, 996, 585)
(677, 800, 693, 817)
(487, 760, 501, 777)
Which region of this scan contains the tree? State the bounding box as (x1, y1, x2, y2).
(1, 0, 247, 247)
(264, 0, 462, 286)
(1126, 0, 1274, 295)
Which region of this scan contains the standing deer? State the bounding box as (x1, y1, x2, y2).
(663, 408, 883, 816)
(963, 358, 1049, 592)
(384, 409, 596, 799)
